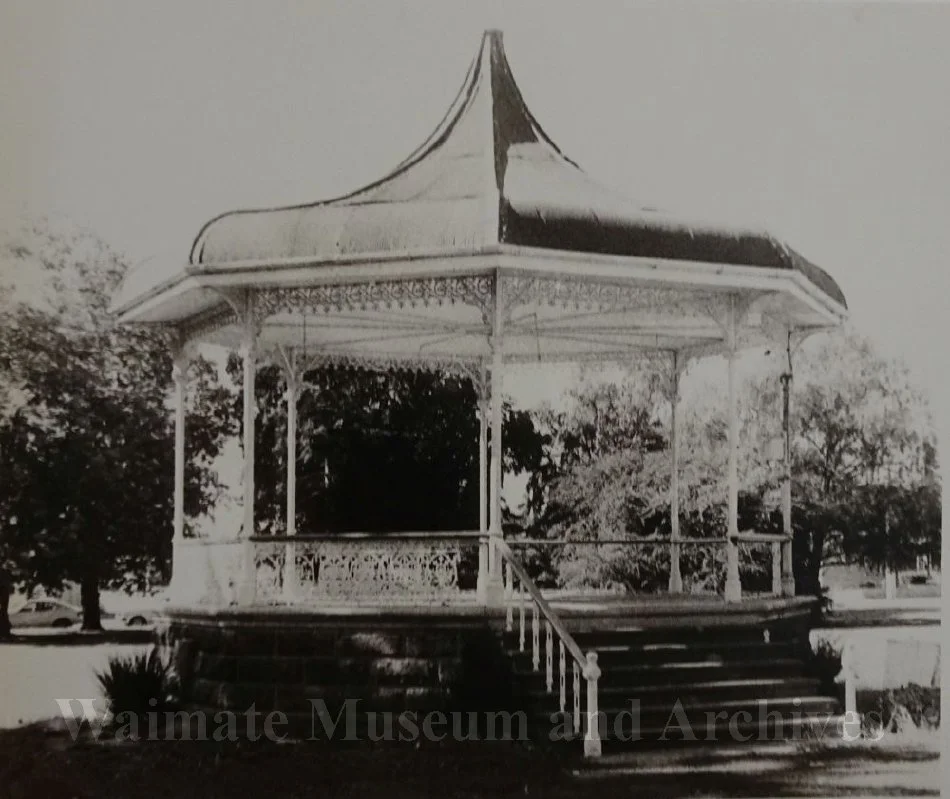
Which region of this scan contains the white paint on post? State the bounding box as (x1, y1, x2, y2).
(239, 292, 258, 606)
(170, 349, 189, 600)
(485, 273, 505, 605)
(476, 367, 489, 602)
(771, 541, 782, 596)
(584, 652, 601, 758)
(724, 297, 742, 603)
(283, 364, 299, 602)
(781, 329, 795, 596)
(668, 353, 682, 593)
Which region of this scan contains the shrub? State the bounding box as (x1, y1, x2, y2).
(96, 647, 178, 720)
(805, 640, 842, 692)
(879, 684, 940, 730)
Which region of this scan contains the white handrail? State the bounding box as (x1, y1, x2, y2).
(495, 539, 601, 758)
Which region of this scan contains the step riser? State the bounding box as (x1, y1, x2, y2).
(515, 663, 808, 685)
(541, 717, 847, 746)
(528, 683, 822, 706)
(533, 703, 841, 737)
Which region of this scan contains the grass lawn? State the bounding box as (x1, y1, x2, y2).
(0, 629, 151, 728)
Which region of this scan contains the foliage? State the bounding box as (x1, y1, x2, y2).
(805, 640, 842, 692)
(96, 647, 178, 719)
(877, 684, 941, 731)
(235, 361, 543, 536)
(514, 329, 939, 595)
(0, 216, 233, 631)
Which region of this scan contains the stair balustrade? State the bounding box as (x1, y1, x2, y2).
(494, 539, 602, 758)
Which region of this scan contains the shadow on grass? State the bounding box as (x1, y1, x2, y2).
(1, 628, 154, 647)
(0, 728, 940, 799)
(821, 607, 941, 628)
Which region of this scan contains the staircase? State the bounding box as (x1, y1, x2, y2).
(503, 620, 844, 749)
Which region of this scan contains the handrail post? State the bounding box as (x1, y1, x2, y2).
(531, 604, 540, 672)
(770, 541, 781, 596)
(559, 640, 566, 715)
(584, 652, 602, 758)
(504, 560, 513, 631)
(545, 620, 554, 692)
(237, 538, 257, 606)
(836, 643, 861, 740)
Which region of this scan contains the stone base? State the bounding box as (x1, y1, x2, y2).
(157, 607, 516, 738)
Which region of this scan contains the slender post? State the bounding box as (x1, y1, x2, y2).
(584, 652, 602, 758)
(771, 541, 782, 596)
(238, 293, 258, 606)
(170, 348, 190, 600)
(724, 298, 742, 602)
(476, 368, 490, 602)
(282, 363, 299, 602)
(545, 620, 553, 692)
(485, 274, 505, 605)
(531, 604, 540, 671)
(781, 331, 795, 596)
(559, 641, 566, 714)
(668, 353, 682, 593)
(838, 644, 860, 740)
(518, 582, 526, 651)
(572, 662, 581, 735)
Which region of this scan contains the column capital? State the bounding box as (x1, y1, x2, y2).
(171, 345, 195, 388)
(285, 374, 302, 402)
(238, 336, 258, 362)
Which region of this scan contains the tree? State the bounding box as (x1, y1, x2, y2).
(515, 329, 939, 598)
(787, 330, 937, 593)
(0, 217, 233, 635)
(232, 360, 545, 555)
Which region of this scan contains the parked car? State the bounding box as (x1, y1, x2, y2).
(9, 598, 83, 629)
(109, 591, 170, 627)
(115, 608, 160, 627)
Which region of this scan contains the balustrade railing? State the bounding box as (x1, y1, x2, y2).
(495, 539, 602, 758)
(172, 530, 791, 608)
(508, 532, 792, 598)
(173, 532, 484, 607)
(250, 531, 483, 605)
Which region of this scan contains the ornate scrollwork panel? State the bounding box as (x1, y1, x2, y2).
(501, 276, 705, 318)
(247, 538, 465, 604)
(256, 275, 494, 321)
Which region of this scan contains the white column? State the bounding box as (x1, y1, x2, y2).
(170, 349, 189, 600)
(668, 354, 682, 593)
(780, 332, 795, 596)
(476, 366, 490, 601)
(283, 365, 299, 601)
(238, 295, 258, 605)
(484, 275, 505, 606)
(724, 301, 742, 603)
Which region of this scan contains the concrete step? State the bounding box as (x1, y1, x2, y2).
(505, 638, 806, 668)
(567, 625, 797, 646)
(534, 697, 843, 743)
(514, 657, 807, 686)
(526, 676, 823, 706)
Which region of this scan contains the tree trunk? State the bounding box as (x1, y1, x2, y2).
(0, 570, 12, 640)
(80, 569, 102, 631)
(884, 565, 897, 600)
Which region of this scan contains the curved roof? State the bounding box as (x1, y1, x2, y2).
(187, 30, 846, 309)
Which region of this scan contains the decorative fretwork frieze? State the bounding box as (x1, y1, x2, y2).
(252, 539, 465, 605)
(255, 275, 495, 322)
(501, 276, 703, 317)
(177, 303, 239, 345)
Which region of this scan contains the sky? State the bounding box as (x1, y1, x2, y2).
(2, 0, 949, 414)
